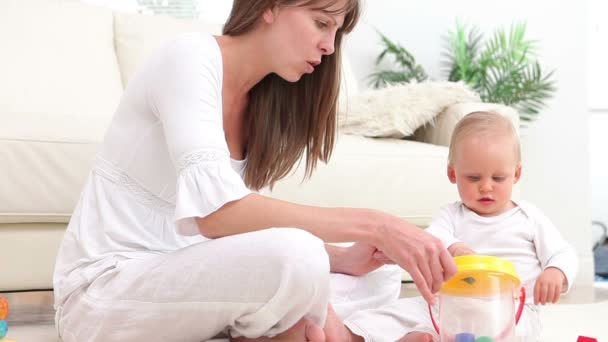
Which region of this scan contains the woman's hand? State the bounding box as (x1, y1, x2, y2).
(373, 215, 457, 304)
(326, 242, 395, 277)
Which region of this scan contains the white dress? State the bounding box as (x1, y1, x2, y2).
(53, 32, 401, 342)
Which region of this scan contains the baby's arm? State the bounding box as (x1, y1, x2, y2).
(525, 202, 578, 304)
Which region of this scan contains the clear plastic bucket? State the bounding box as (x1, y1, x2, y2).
(429, 255, 525, 342)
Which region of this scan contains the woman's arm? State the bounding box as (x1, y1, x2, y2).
(196, 193, 457, 303)
(195, 193, 377, 242)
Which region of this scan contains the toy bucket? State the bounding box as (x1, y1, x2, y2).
(429, 255, 525, 342)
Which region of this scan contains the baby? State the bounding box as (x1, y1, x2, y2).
(345, 111, 578, 342)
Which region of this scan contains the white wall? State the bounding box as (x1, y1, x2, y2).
(588, 0, 608, 237)
(590, 114, 608, 231)
(344, 0, 594, 296)
(588, 0, 608, 110)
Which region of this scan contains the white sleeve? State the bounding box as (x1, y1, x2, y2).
(525, 202, 578, 293)
(425, 204, 461, 249)
(146, 34, 251, 236)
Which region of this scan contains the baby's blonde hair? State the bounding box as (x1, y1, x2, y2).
(448, 111, 521, 164)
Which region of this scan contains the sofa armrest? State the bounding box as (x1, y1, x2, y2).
(413, 102, 520, 147)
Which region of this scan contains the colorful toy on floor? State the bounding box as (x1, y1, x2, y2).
(0, 296, 14, 341)
(428, 255, 525, 342)
(0, 297, 8, 320)
(0, 319, 8, 339)
(577, 337, 598, 342)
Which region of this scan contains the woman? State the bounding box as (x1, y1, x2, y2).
(53, 0, 457, 341)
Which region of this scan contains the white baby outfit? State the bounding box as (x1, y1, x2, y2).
(345, 201, 578, 342)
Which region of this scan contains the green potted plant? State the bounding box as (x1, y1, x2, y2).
(369, 22, 557, 124)
(368, 31, 428, 88)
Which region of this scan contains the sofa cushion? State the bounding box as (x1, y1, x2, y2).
(263, 134, 460, 227)
(113, 12, 223, 86)
(0, 0, 123, 120)
(0, 111, 104, 223)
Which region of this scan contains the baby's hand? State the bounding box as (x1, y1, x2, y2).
(447, 242, 475, 257)
(534, 267, 566, 305)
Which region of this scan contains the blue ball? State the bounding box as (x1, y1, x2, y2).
(0, 319, 8, 338)
(455, 332, 475, 342)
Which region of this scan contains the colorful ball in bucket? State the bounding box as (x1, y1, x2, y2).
(475, 337, 494, 342)
(455, 332, 475, 342)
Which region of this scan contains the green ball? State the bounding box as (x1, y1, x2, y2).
(475, 337, 494, 342)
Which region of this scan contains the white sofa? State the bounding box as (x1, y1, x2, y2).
(0, 0, 509, 292)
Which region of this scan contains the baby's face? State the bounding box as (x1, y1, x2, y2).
(448, 134, 521, 217)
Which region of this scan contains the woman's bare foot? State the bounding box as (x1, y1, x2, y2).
(230, 318, 325, 342)
(323, 304, 364, 342)
(395, 331, 434, 342)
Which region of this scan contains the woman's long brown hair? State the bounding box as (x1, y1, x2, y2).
(223, 0, 360, 190)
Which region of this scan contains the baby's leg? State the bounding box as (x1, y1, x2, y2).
(514, 304, 542, 341)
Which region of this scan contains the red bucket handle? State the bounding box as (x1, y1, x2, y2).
(429, 287, 526, 338)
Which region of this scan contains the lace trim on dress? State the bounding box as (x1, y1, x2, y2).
(93, 157, 174, 213)
(176, 149, 226, 171)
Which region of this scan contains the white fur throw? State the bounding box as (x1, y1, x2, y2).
(338, 81, 481, 138)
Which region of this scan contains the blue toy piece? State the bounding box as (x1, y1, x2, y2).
(0, 319, 8, 338)
(455, 332, 475, 342)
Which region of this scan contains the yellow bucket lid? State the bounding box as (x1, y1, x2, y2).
(441, 255, 521, 296)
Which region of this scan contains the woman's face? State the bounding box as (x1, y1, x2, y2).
(264, 0, 347, 82)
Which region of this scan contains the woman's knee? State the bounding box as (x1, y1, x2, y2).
(264, 228, 330, 283)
